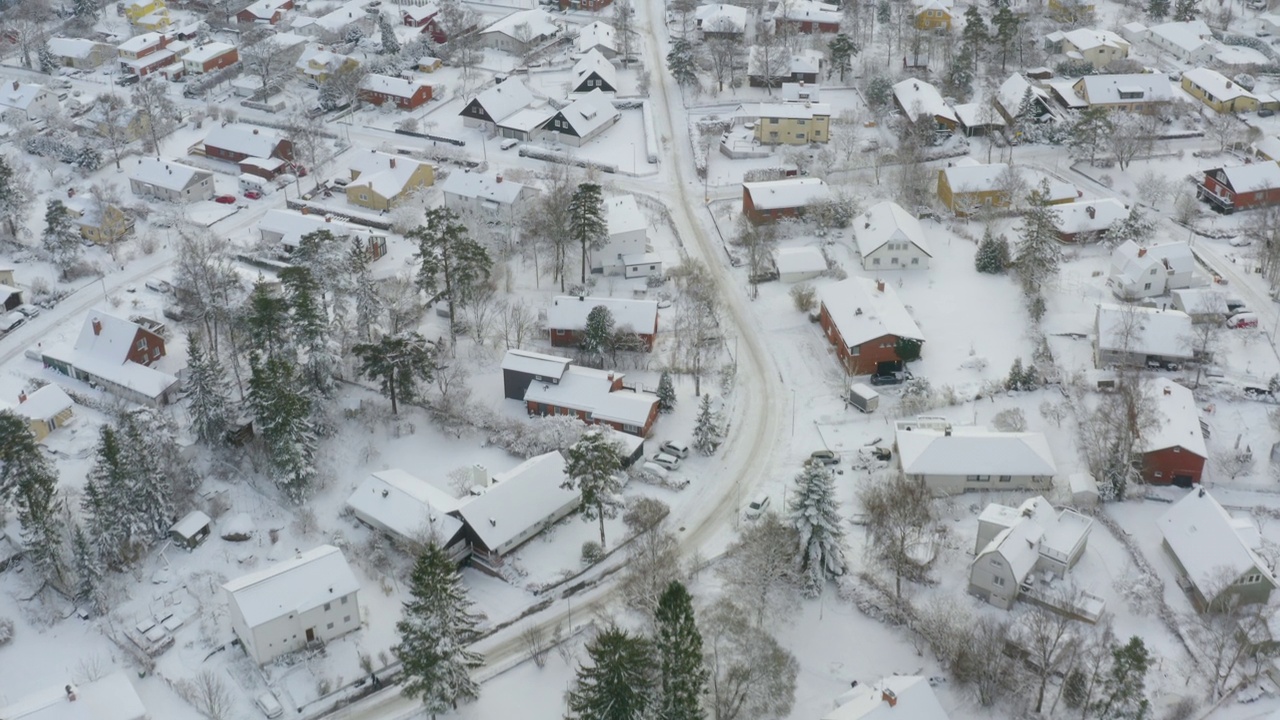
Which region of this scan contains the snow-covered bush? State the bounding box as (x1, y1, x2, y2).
(790, 282, 816, 312)
(0, 617, 13, 646)
(991, 408, 1028, 432)
(581, 541, 603, 565)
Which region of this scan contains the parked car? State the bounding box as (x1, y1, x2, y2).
(254, 692, 284, 719)
(214, 195, 236, 204)
(244, 190, 263, 200)
(649, 452, 681, 471)
(870, 370, 912, 386)
(809, 450, 839, 466)
(0, 311, 26, 333)
(744, 494, 771, 519)
(115, 74, 140, 86)
(15, 304, 40, 319)
(332, 177, 351, 187)
(1227, 313, 1259, 329)
(1145, 359, 1180, 371)
(639, 461, 670, 482)
(144, 279, 172, 294)
(500, 138, 519, 150)
(659, 441, 690, 459)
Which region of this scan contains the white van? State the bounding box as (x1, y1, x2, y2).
(744, 494, 770, 519)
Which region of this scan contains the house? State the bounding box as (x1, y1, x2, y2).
(63, 195, 135, 245)
(748, 49, 824, 87)
(1200, 163, 1280, 214)
(995, 73, 1055, 125)
(696, 3, 748, 36)
(40, 311, 180, 406)
(823, 676, 949, 720)
(954, 103, 1005, 137)
(453, 451, 581, 572)
(1254, 136, 1280, 161)
(1047, 28, 1131, 69)
(169, 510, 211, 549)
(1160, 487, 1278, 611)
(523, 364, 661, 436)
(1182, 68, 1258, 113)
(576, 21, 617, 57)
(479, 9, 561, 55)
(1094, 303, 1193, 368)
(497, 105, 557, 142)
(124, 0, 170, 29)
(892, 78, 957, 132)
(818, 277, 924, 375)
(46, 37, 116, 69)
(781, 82, 820, 102)
(417, 56, 443, 73)
(0, 283, 20, 311)
(742, 177, 832, 224)
(747, 102, 832, 145)
(239, 155, 290, 181)
(937, 160, 1011, 215)
(346, 469, 469, 562)
(561, 0, 613, 10)
(1108, 240, 1197, 298)
(0, 672, 147, 720)
(501, 349, 572, 400)
(127, 157, 215, 202)
(571, 49, 617, 94)
(0, 266, 14, 286)
(303, 0, 375, 37)
(539, 89, 621, 146)
(1147, 20, 1215, 64)
(257, 209, 388, 260)
(1071, 74, 1174, 113)
(237, 0, 293, 24)
(853, 201, 933, 270)
(359, 74, 433, 109)
(116, 32, 179, 77)
(1142, 378, 1207, 486)
(775, 0, 841, 33)
(3, 384, 75, 442)
(597, 195, 660, 277)
(969, 496, 1093, 609)
(344, 152, 435, 211)
(116, 31, 169, 60)
(182, 42, 238, 74)
(548, 295, 659, 350)
(83, 102, 149, 142)
(0, 82, 57, 123)
(774, 246, 827, 282)
(1171, 287, 1229, 322)
(894, 418, 1056, 495)
(295, 46, 360, 84)
(401, 4, 439, 28)
(913, 0, 953, 31)
(460, 78, 536, 132)
(203, 125, 292, 163)
(223, 545, 361, 665)
(440, 171, 539, 221)
(1052, 199, 1129, 243)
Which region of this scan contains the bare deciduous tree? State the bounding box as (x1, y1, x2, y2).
(716, 513, 801, 626)
(702, 599, 799, 720)
(177, 670, 234, 720)
(858, 471, 938, 598)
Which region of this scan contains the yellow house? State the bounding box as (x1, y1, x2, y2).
(345, 152, 435, 211)
(6, 385, 75, 442)
(937, 161, 1012, 215)
(91, 105, 150, 142)
(1051, 28, 1130, 70)
(64, 195, 135, 245)
(297, 48, 360, 84)
(1181, 68, 1260, 114)
(915, 0, 953, 31)
(749, 102, 831, 145)
(124, 0, 171, 29)
(1049, 0, 1094, 22)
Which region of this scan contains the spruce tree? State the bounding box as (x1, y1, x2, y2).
(74, 0, 99, 22)
(656, 371, 676, 413)
(395, 543, 483, 716)
(39, 46, 59, 74)
(693, 394, 723, 456)
(0, 411, 65, 583)
(975, 229, 1010, 273)
(246, 280, 292, 360)
(248, 354, 317, 501)
(353, 332, 436, 415)
(1101, 206, 1155, 248)
(667, 39, 698, 87)
(83, 426, 133, 568)
(654, 581, 706, 720)
(72, 525, 103, 614)
(118, 409, 181, 541)
(1172, 0, 1198, 21)
(1094, 636, 1151, 720)
(43, 200, 83, 278)
(790, 463, 847, 597)
(186, 333, 231, 445)
(579, 305, 614, 367)
(827, 34, 859, 82)
(960, 5, 988, 74)
(991, 6, 1018, 72)
(0, 156, 25, 238)
(569, 183, 608, 285)
(1013, 181, 1064, 296)
(380, 15, 401, 55)
(349, 237, 382, 342)
(410, 208, 493, 343)
(282, 266, 339, 394)
(567, 627, 654, 720)
(1069, 106, 1114, 165)
(564, 430, 624, 548)
(1147, 0, 1170, 19)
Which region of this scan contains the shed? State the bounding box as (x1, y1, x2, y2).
(774, 246, 827, 282)
(169, 510, 212, 549)
(1069, 473, 1100, 508)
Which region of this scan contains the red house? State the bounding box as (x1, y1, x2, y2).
(1141, 378, 1207, 487)
(402, 4, 439, 27)
(560, 0, 614, 10)
(1200, 163, 1280, 214)
(183, 42, 239, 74)
(358, 74, 433, 109)
(203, 125, 293, 163)
(546, 295, 659, 351)
(742, 177, 832, 224)
(817, 277, 924, 376)
(775, 3, 841, 33)
(236, 0, 293, 24)
(524, 365, 659, 436)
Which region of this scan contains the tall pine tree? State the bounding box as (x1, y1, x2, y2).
(1094, 636, 1151, 720)
(43, 200, 83, 278)
(246, 279, 292, 360)
(185, 333, 231, 445)
(0, 411, 64, 583)
(654, 581, 706, 720)
(282, 266, 339, 394)
(395, 543, 483, 717)
(579, 305, 615, 367)
(352, 332, 436, 415)
(349, 237, 382, 342)
(693, 394, 723, 456)
(248, 353, 317, 501)
(380, 15, 402, 55)
(83, 426, 133, 568)
(1013, 180, 1064, 296)
(563, 430, 624, 548)
(71, 524, 104, 614)
(118, 409, 183, 541)
(1147, 0, 1170, 19)
(567, 627, 653, 720)
(975, 228, 1010, 273)
(1172, 0, 1198, 21)
(656, 370, 676, 413)
(790, 463, 847, 597)
(411, 208, 492, 343)
(569, 183, 608, 285)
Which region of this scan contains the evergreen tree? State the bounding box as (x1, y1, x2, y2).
(117, 409, 189, 541)
(960, 6, 988, 74)
(654, 581, 706, 720)
(281, 266, 339, 393)
(1147, 0, 1170, 19)
(1013, 181, 1064, 296)
(1005, 357, 1038, 391)
(1069, 106, 1114, 165)
(39, 45, 59, 74)
(865, 75, 893, 109)
(569, 183, 608, 285)
(827, 34, 859, 83)
(667, 39, 698, 87)
(293, 229, 349, 317)
(411, 208, 493, 343)
(945, 46, 975, 99)
(1063, 668, 1088, 709)
(693, 394, 723, 456)
(395, 543, 483, 716)
(71, 524, 103, 614)
(579, 305, 615, 366)
(991, 6, 1019, 72)
(43, 200, 82, 278)
(349, 237, 382, 342)
(246, 279, 291, 360)
(1172, 0, 1198, 21)
(0, 156, 25, 238)
(83, 426, 133, 568)
(1101, 206, 1155, 248)
(353, 332, 436, 415)
(74, 0, 99, 22)
(656, 370, 676, 413)
(567, 628, 654, 720)
(975, 228, 1010, 273)
(1094, 636, 1151, 720)
(895, 337, 922, 364)
(186, 333, 231, 445)
(380, 15, 401, 55)
(789, 463, 847, 597)
(0, 411, 64, 583)
(564, 429, 624, 548)
(248, 354, 317, 501)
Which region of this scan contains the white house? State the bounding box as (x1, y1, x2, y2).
(439, 171, 539, 220)
(595, 194, 658, 277)
(127, 157, 215, 203)
(0, 81, 58, 123)
(1160, 488, 1279, 610)
(968, 496, 1094, 610)
(576, 21, 617, 57)
(346, 469, 469, 562)
(479, 9, 561, 55)
(697, 3, 748, 35)
(223, 545, 361, 665)
(854, 201, 932, 270)
(1147, 20, 1215, 64)
(823, 676, 949, 720)
(1052, 199, 1129, 243)
(895, 418, 1056, 495)
(1094, 303, 1193, 367)
(1108, 240, 1197, 299)
(0, 672, 147, 720)
(774, 246, 827, 282)
(892, 78, 957, 130)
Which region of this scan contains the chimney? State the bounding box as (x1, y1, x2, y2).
(882, 689, 897, 708)
(18, 391, 27, 404)
(1163, 386, 1172, 395)
(390, 157, 396, 168)
(253, 128, 259, 135)
(325, 216, 332, 223)
(1138, 246, 1147, 257)
(381, 489, 389, 498)
(607, 373, 615, 381)
(496, 174, 504, 183)
(944, 426, 952, 436)
(66, 685, 77, 702)
(1086, 205, 1096, 219)
(579, 295, 585, 301)
(92, 318, 102, 336)
(489, 518, 497, 526)
(1199, 487, 1206, 497)
(12, 81, 18, 91)
(876, 279, 885, 292)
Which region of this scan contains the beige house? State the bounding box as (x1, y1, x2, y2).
(895, 418, 1056, 495)
(64, 195, 135, 245)
(1071, 74, 1174, 113)
(344, 151, 435, 211)
(745, 102, 831, 145)
(2, 385, 75, 442)
(47, 37, 116, 68)
(968, 496, 1094, 611)
(1048, 28, 1131, 69)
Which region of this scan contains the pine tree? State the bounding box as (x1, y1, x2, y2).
(1094, 636, 1151, 720)
(579, 305, 614, 366)
(654, 581, 706, 720)
(411, 208, 493, 343)
(564, 430, 624, 548)
(1101, 206, 1155, 248)
(1005, 357, 1038, 391)
(83, 426, 133, 568)
(39, 45, 59, 74)
(656, 371, 676, 413)
(395, 543, 483, 716)
(71, 524, 103, 614)
(1172, 0, 1198, 21)
(353, 332, 436, 415)
(1069, 106, 1114, 165)
(975, 228, 1010, 273)
(248, 354, 317, 501)
(43, 200, 82, 278)
(380, 15, 401, 55)
(74, 0, 99, 22)
(186, 333, 231, 445)
(827, 34, 859, 83)
(118, 409, 184, 541)
(991, 6, 1018, 72)
(667, 39, 698, 87)
(0, 156, 25, 238)
(1063, 668, 1088, 709)
(567, 628, 653, 720)
(349, 237, 382, 342)
(0, 411, 65, 583)
(1147, 0, 1170, 19)
(246, 280, 291, 360)
(960, 5, 988, 74)
(895, 337, 922, 364)
(1013, 181, 1064, 296)
(946, 45, 975, 99)
(789, 463, 847, 597)
(282, 266, 338, 394)
(569, 183, 608, 285)
(693, 394, 723, 456)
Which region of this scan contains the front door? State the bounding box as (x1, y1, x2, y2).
(305, 628, 315, 642)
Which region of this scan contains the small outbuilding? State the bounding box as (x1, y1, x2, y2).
(1068, 472, 1100, 508)
(169, 510, 212, 549)
(774, 246, 827, 282)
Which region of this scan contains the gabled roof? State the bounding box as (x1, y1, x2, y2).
(14, 384, 74, 421)
(439, 170, 531, 205)
(778, 0, 841, 24)
(1061, 27, 1129, 52)
(1143, 378, 1206, 457)
(1184, 67, 1256, 102)
(47, 37, 110, 59)
(544, 88, 619, 137)
(743, 101, 832, 120)
(222, 545, 360, 628)
(547, 295, 658, 332)
(242, 0, 293, 19)
(1076, 74, 1174, 104)
(464, 78, 535, 124)
(1095, 303, 1193, 359)
(576, 21, 616, 53)
(572, 49, 617, 91)
(774, 246, 827, 275)
(184, 41, 236, 64)
(996, 73, 1052, 118)
(360, 73, 430, 99)
(818, 277, 924, 347)
(454, 451, 578, 554)
(73, 311, 143, 363)
(1214, 163, 1280, 193)
(482, 8, 559, 41)
(854, 201, 932, 258)
(605, 195, 646, 237)
(346, 152, 430, 199)
(40, 310, 178, 399)
(892, 78, 957, 124)
(978, 496, 1093, 567)
(977, 521, 1044, 583)
(523, 366, 658, 426)
(1110, 239, 1194, 285)
(501, 348, 572, 379)
(743, 177, 832, 210)
(117, 32, 166, 54)
(402, 3, 439, 22)
(895, 424, 1056, 476)
(1052, 198, 1129, 235)
(1149, 19, 1213, 54)
(0, 82, 50, 112)
(696, 3, 748, 32)
(940, 161, 1008, 194)
(346, 469, 464, 544)
(1160, 488, 1277, 599)
(0, 672, 147, 720)
(204, 124, 285, 158)
(823, 675, 949, 720)
(312, 0, 369, 32)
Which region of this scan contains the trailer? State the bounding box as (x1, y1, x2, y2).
(848, 383, 879, 413)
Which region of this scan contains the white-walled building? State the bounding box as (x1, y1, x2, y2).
(440, 170, 539, 220)
(0, 672, 147, 720)
(595, 195, 661, 277)
(0, 81, 58, 123)
(853, 201, 932, 270)
(346, 469, 470, 562)
(968, 496, 1094, 610)
(1108, 240, 1198, 299)
(895, 418, 1056, 495)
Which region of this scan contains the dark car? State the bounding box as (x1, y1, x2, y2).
(870, 370, 912, 386)
(115, 74, 140, 86)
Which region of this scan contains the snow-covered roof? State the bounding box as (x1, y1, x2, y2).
(128, 157, 212, 192)
(360, 73, 430, 99)
(346, 152, 431, 199)
(1171, 287, 1228, 315)
(523, 366, 658, 427)
(72, 310, 141, 360)
(0, 672, 147, 720)
(1183, 67, 1256, 102)
(744, 101, 832, 120)
(482, 8, 559, 40)
(980, 496, 1092, 563)
(222, 545, 360, 628)
(1110, 239, 1194, 285)
(454, 451, 579, 553)
(0, 82, 50, 112)
(696, 3, 748, 32)
(953, 103, 1002, 128)
(547, 89, 619, 137)
(855, 201, 932, 258)
(1062, 27, 1129, 52)
(47, 37, 108, 59)
(823, 675, 948, 720)
(547, 295, 658, 333)
(774, 246, 827, 275)
(257, 208, 374, 246)
(204, 124, 285, 159)
(1149, 20, 1213, 54)
(240, 156, 287, 172)
(1144, 377, 1206, 457)
(346, 469, 464, 544)
(117, 32, 165, 54)
(996, 73, 1052, 117)
(818, 277, 924, 348)
(1077, 74, 1174, 105)
(940, 161, 1007, 194)
(120, 50, 175, 71)
(576, 21, 616, 53)
(978, 520, 1044, 582)
(573, 49, 617, 90)
(1052, 198, 1129, 235)
(605, 194, 646, 238)
(313, 0, 369, 32)
(184, 42, 235, 64)
(170, 510, 210, 538)
(895, 423, 1056, 476)
(1217, 163, 1280, 192)
(1213, 45, 1268, 66)
(241, 0, 293, 19)
(466, 78, 535, 124)
(778, 0, 841, 24)
(63, 195, 108, 228)
(401, 3, 439, 22)
(1160, 488, 1276, 599)
(439, 170, 530, 205)
(892, 78, 957, 124)
(743, 177, 832, 210)
(500, 349, 571, 379)
(13, 384, 73, 421)
(1095, 303, 1193, 359)
(781, 82, 820, 101)
(1048, 79, 1089, 108)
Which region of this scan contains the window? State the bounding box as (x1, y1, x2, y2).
(850, 344, 860, 356)
(1144, 282, 1152, 290)
(555, 329, 566, 336)
(324, 602, 331, 611)
(344, 615, 351, 623)
(992, 575, 1006, 586)
(999, 475, 1012, 483)
(1173, 446, 1182, 453)
(911, 258, 919, 265)
(873, 258, 881, 265)
(1241, 573, 1263, 584)
(891, 257, 899, 265)
(341, 595, 349, 604)
(1154, 471, 1164, 478)
(990, 558, 1003, 567)
(966, 475, 982, 483)
(769, 118, 779, 124)
(360, 193, 369, 201)
(1150, 268, 1157, 275)
(137, 337, 148, 352)
(797, 119, 806, 126)
(327, 622, 334, 630)
(796, 132, 806, 140)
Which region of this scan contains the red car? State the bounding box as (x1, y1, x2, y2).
(1227, 313, 1259, 329)
(244, 190, 263, 200)
(214, 195, 236, 204)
